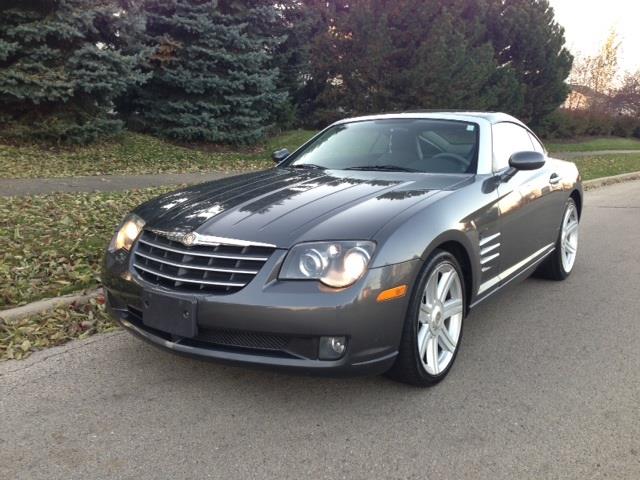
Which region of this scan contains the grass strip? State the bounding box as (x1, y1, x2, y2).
(547, 137, 640, 153)
(0, 130, 316, 179)
(572, 154, 640, 181)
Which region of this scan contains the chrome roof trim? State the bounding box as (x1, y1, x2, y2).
(332, 111, 525, 127)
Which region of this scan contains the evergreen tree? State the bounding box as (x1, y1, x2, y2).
(291, 0, 571, 127)
(482, 0, 572, 126)
(271, 0, 326, 126)
(0, 0, 147, 144)
(130, 0, 287, 144)
(297, 0, 524, 126)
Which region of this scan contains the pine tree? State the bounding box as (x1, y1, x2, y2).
(0, 0, 147, 144)
(130, 0, 287, 144)
(271, 0, 326, 126)
(297, 0, 524, 126)
(291, 0, 571, 127)
(486, 0, 573, 126)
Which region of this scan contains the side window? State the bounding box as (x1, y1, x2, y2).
(491, 123, 535, 171)
(528, 132, 545, 154)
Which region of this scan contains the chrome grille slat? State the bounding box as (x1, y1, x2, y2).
(134, 250, 259, 275)
(137, 237, 270, 261)
(134, 263, 247, 287)
(133, 231, 275, 294)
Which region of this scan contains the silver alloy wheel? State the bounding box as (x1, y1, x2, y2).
(560, 202, 579, 272)
(417, 262, 464, 375)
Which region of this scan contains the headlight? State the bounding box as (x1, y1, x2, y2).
(279, 241, 375, 288)
(108, 213, 145, 252)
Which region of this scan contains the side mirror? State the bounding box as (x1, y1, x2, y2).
(272, 148, 290, 163)
(509, 151, 545, 171)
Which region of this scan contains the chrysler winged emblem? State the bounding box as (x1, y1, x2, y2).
(181, 232, 197, 246)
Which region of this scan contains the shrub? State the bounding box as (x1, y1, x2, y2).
(612, 116, 640, 138)
(537, 109, 640, 140)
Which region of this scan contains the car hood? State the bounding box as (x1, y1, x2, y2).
(135, 168, 471, 248)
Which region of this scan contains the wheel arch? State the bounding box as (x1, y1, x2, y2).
(420, 231, 477, 312)
(570, 189, 582, 218)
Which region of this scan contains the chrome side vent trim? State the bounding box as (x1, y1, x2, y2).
(479, 232, 501, 271)
(479, 232, 501, 247)
(480, 242, 500, 256)
(480, 252, 500, 265)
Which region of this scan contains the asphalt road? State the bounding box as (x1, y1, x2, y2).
(1, 181, 639, 480)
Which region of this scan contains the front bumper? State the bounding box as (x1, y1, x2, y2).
(103, 249, 420, 376)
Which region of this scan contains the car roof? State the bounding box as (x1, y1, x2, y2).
(333, 111, 527, 127)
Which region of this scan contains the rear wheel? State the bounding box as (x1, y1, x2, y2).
(536, 198, 580, 280)
(388, 250, 465, 387)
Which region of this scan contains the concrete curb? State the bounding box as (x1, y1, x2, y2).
(0, 288, 102, 323)
(583, 171, 640, 190)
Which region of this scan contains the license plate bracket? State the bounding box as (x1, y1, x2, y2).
(141, 291, 197, 338)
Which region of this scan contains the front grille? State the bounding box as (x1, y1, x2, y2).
(132, 231, 275, 294)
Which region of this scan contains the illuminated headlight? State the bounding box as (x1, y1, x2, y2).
(108, 213, 145, 252)
(279, 241, 375, 288)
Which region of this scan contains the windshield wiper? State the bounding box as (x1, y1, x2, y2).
(290, 163, 327, 170)
(344, 164, 418, 172)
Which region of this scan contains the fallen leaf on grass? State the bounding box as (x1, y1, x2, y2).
(0, 301, 118, 361)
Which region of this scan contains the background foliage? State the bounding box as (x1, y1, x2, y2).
(0, 0, 577, 144)
(125, 0, 288, 144)
(294, 0, 572, 128)
(0, 0, 147, 144)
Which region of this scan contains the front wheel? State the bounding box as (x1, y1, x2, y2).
(387, 250, 465, 387)
(536, 197, 580, 280)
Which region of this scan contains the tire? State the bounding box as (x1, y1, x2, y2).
(535, 197, 580, 281)
(387, 249, 466, 387)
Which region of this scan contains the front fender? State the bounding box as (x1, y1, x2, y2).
(370, 176, 500, 302)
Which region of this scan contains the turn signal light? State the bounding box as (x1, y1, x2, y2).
(376, 285, 407, 303)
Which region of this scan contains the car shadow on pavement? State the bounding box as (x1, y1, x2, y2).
(109, 276, 548, 408)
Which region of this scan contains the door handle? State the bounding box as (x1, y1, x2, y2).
(549, 173, 560, 185)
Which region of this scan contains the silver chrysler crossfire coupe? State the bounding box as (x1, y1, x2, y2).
(103, 112, 582, 387)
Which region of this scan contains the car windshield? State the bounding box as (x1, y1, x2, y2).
(286, 119, 479, 174)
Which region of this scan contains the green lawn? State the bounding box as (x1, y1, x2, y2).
(547, 137, 640, 153)
(0, 130, 316, 179)
(572, 154, 640, 181)
(3, 129, 639, 178)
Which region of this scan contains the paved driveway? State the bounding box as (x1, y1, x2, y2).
(1, 181, 639, 480)
(0, 171, 235, 196)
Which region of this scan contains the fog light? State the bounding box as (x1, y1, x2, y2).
(319, 336, 347, 360)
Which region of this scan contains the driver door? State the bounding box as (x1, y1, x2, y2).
(492, 122, 554, 278)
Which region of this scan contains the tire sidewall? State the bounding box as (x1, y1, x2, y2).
(405, 250, 466, 383)
(556, 198, 578, 278)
